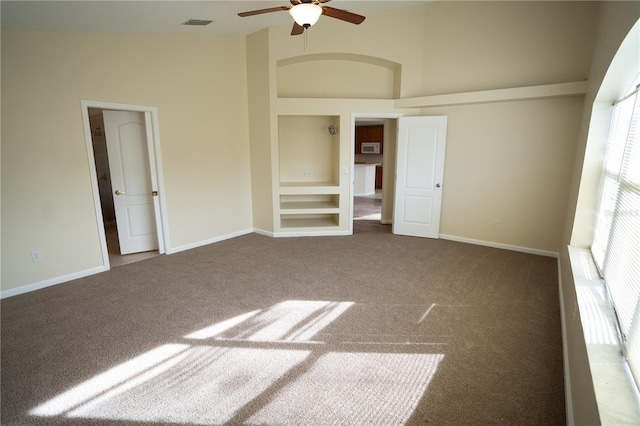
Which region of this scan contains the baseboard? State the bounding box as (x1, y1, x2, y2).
(439, 234, 559, 258)
(1, 266, 107, 299)
(167, 228, 254, 254)
(273, 230, 352, 238)
(380, 219, 392, 225)
(253, 228, 274, 237)
(3, 229, 257, 299)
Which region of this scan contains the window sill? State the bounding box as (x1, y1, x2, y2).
(568, 246, 640, 425)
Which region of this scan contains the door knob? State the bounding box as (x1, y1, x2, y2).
(436, 183, 441, 188)
(114, 190, 125, 195)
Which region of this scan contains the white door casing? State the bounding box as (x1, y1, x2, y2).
(103, 110, 159, 254)
(393, 116, 447, 238)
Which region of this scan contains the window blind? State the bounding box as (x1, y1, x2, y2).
(592, 87, 640, 387)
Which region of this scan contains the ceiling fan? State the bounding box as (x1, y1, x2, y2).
(238, 0, 366, 36)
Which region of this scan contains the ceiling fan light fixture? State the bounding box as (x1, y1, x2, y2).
(289, 3, 322, 28)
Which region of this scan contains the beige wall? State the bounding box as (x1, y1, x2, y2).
(278, 115, 340, 184)
(277, 58, 397, 99)
(268, 5, 427, 99)
(421, 96, 584, 253)
(247, 29, 275, 233)
(420, 1, 597, 95)
(1, 31, 252, 291)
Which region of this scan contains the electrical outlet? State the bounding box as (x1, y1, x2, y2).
(212, 216, 217, 224)
(302, 170, 311, 177)
(492, 220, 500, 229)
(31, 251, 42, 262)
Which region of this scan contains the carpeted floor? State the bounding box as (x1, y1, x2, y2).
(1, 232, 565, 425)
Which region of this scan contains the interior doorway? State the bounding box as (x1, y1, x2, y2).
(352, 117, 395, 234)
(83, 101, 167, 269)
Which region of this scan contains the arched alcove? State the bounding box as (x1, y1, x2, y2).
(277, 53, 401, 99)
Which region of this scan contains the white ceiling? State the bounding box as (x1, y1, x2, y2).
(1, 1, 431, 36)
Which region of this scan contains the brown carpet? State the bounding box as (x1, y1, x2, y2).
(1, 232, 565, 425)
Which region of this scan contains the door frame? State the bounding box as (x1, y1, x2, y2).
(82, 100, 170, 269)
(350, 112, 403, 234)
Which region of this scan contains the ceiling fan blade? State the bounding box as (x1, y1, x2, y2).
(291, 22, 304, 36)
(238, 6, 290, 17)
(321, 6, 365, 25)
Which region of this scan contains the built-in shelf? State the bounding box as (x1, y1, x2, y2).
(279, 181, 339, 188)
(280, 201, 338, 210)
(280, 214, 340, 229)
(276, 114, 343, 234)
(280, 194, 339, 212)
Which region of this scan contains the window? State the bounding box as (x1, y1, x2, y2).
(591, 83, 640, 388)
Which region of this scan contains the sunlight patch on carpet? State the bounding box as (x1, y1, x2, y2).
(69, 347, 311, 424)
(185, 310, 262, 339)
(30, 300, 443, 424)
(30, 344, 191, 417)
(186, 300, 354, 342)
(247, 352, 444, 425)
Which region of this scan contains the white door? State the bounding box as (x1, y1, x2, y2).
(393, 116, 447, 238)
(103, 110, 159, 254)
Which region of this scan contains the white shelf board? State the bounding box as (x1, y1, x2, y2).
(280, 216, 339, 229)
(280, 201, 339, 212)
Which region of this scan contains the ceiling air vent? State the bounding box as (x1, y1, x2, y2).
(182, 19, 214, 26)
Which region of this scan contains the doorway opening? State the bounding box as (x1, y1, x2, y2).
(352, 117, 396, 234)
(82, 101, 168, 269)
(350, 114, 447, 239)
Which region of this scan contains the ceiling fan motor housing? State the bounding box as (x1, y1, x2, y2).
(289, 3, 322, 28)
(238, 0, 365, 36)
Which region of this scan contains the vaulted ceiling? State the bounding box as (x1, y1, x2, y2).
(1, 1, 430, 36)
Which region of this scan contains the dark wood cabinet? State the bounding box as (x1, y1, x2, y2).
(375, 165, 383, 189)
(355, 125, 384, 154)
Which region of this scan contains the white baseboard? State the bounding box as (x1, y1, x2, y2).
(3, 229, 256, 299)
(273, 230, 351, 238)
(167, 228, 254, 254)
(253, 228, 274, 237)
(439, 234, 559, 258)
(1, 266, 107, 299)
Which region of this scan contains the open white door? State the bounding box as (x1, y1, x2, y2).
(103, 110, 159, 254)
(144, 111, 165, 254)
(393, 116, 447, 238)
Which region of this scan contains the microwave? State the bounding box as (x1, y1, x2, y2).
(361, 142, 381, 154)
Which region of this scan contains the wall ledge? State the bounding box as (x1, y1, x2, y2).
(395, 81, 588, 108)
(566, 246, 640, 425)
